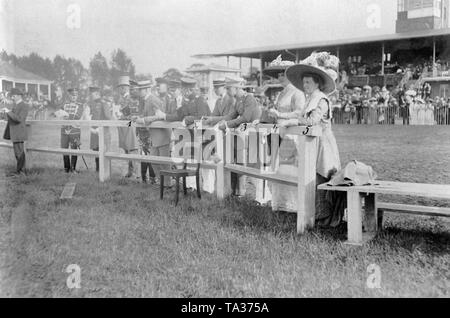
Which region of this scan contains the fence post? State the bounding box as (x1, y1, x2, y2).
(98, 126, 111, 182)
(297, 134, 318, 234)
(215, 129, 231, 199)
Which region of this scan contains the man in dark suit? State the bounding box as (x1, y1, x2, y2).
(88, 86, 113, 172)
(216, 82, 261, 196)
(203, 80, 236, 126)
(2, 88, 29, 175)
(218, 82, 261, 129)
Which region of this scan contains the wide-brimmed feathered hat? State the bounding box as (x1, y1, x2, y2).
(286, 52, 339, 95)
(263, 55, 295, 78)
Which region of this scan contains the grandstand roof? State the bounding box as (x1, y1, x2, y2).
(194, 28, 450, 59)
(186, 63, 241, 73)
(0, 61, 51, 83)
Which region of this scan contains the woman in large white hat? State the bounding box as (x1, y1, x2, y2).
(261, 55, 306, 212)
(273, 52, 343, 227)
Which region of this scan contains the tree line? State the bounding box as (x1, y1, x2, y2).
(0, 49, 144, 98)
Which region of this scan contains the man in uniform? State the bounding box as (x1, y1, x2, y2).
(116, 75, 140, 178)
(88, 86, 113, 172)
(60, 87, 85, 173)
(163, 77, 211, 124)
(2, 88, 29, 175)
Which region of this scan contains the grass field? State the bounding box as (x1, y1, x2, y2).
(0, 123, 449, 298)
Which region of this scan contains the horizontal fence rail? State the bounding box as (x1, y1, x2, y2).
(0, 119, 322, 234)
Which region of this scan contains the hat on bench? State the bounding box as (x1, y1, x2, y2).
(327, 160, 377, 187)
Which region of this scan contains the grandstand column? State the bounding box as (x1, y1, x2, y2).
(296, 50, 299, 63)
(433, 37, 436, 77)
(336, 47, 340, 73)
(381, 42, 385, 76)
(259, 53, 263, 85)
(239, 57, 242, 77)
(226, 56, 230, 68)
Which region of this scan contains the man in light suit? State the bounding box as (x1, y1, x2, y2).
(2, 88, 29, 175)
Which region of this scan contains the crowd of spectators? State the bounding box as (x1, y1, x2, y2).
(342, 56, 450, 78)
(329, 83, 450, 126)
(1, 90, 53, 120)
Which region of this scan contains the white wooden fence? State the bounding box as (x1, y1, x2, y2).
(0, 120, 322, 234)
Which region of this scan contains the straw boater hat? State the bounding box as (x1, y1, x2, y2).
(213, 79, 226, 87)
(137, 80, 152, 90)
(263, 55, 295, 78)
(286, 52, 339, 95)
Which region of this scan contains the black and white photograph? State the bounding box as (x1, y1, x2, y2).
(0, 0, 449, 300)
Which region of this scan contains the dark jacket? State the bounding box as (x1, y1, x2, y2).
(166, 94, 211, 125)
(3, 100, 29, 142)
(212, 94, 235, 117)
(224, 93, 261, 128)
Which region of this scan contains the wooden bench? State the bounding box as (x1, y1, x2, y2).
(317, 181, 450, 246)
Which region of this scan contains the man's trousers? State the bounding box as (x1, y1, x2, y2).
(61, 133, 80, 172)
(13, 142, 26, 173)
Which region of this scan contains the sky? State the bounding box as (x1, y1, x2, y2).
(0, 0, 398, 77)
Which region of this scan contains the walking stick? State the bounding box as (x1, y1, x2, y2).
(77, 145, 89, 170)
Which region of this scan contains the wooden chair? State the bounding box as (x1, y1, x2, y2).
(159, 142, 201, 206)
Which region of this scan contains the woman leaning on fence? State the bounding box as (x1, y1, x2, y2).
(261, 55, 306, 213)
(274, 52, 344, 227)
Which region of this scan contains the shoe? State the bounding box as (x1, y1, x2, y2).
(124, 172, 133, 178)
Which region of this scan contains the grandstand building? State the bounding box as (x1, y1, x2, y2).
(195, 0, 450, 98)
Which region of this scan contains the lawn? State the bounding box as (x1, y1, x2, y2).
(0, 123, 449, 298)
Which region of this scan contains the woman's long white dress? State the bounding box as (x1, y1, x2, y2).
(425, 104, 434, 125)
(270, 84, 306, 212)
